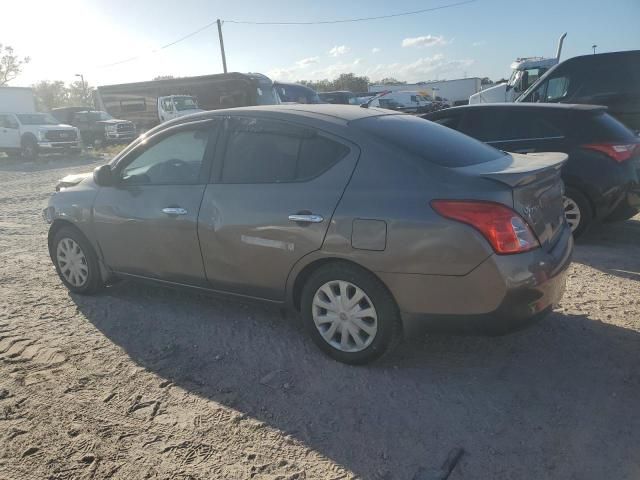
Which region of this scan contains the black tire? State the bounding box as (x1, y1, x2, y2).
(564, 187, 593, 238)
(300, 262, 401, 365)
(20, 136, 38, 161)
(51, 226, 103, 294)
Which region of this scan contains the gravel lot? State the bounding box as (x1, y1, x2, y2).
(1, 155, 639, 480)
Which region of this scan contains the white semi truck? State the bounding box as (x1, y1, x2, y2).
(469, 33, 567, 104)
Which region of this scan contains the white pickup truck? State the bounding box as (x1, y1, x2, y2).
(0, 112, 81, 159)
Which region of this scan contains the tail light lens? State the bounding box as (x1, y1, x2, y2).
(431, 200, 540, 255)
(582, 143, 639, 163)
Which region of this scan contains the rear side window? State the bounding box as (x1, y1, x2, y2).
(428, 114, 463, 130)
(461, 109, 566, 142)
(221, 118, 349, 183)
(353, 114, 505, 167)
(573, 112, 637, 142)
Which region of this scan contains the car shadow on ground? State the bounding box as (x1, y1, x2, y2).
(573, 217, 640, 281)
(71, 278, 640, 479)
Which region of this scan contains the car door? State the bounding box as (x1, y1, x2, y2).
(461, 109, 568, 154)
(198, 115, 359, 301)
(0, 114, 21, 149)
(93, 119, 220, 286)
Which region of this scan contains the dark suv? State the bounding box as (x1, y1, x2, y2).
(517, 50, 640, 132)
(423, 103, 640, 236)
(52, 107, 136, 146)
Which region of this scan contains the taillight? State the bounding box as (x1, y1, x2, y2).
(582, 143, 639, 163)
(431, 200, 540, 255)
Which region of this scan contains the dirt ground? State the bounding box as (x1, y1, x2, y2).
(0, 155, 639, 480)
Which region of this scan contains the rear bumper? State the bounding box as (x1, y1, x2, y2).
(379, 226, 574, 336)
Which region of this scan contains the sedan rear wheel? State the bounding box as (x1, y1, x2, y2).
(301, 262, 400, 364)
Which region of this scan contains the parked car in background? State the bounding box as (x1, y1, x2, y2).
(43, 105, 572, 364)
(52, 107, 136, 146)
(517, 50, 640, 132)
(424, 103, 640, 236)
(318, 91, 357, 105)
(95, 72, 280, 130)
(366, 91, 433, 113)
(0, 112, 80, 159)
(274, 82, 322, 104)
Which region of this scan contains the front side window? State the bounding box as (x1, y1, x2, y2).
(544, 76, 570, 102)
(221, 118, 348, 184)
(121, 129, 210, 185)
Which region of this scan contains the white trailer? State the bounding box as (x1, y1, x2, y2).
(369, 78, 482, 106)
(0, 87, 36, 113)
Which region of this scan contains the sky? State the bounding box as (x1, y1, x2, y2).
(3, 0, 639, 88)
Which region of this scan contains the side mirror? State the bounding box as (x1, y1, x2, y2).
(93, 164, 113, 186)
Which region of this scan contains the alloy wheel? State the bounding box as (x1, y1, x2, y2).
(56, 237, 89, 287)
(563, 196, 581, 232)
(311, 280, 378, 353)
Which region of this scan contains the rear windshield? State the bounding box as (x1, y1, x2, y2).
(574, 112, 637, 142)
(352, 114, 506, 167)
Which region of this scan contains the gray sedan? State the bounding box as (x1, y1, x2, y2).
(44, 105, 573, 364)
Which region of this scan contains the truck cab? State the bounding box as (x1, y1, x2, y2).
(0, 112, 80, 160)
(157, 95, 204, 123)
(469, 33, 566, 104)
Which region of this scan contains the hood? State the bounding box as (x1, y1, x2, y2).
(56, 172, 92, 191)
(468, 83, 508, 104)
(42, 123, 75, 130)
(97, 119, 132, 126)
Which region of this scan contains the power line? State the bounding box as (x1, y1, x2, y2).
(96, 0, 476, 69)
(226, 0, 476, 25)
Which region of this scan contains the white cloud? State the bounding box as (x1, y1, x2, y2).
(295, 56, 319, 67)
(353, 58, 363, 65)
(402, 35, 448, 48)
(371, 47, 381, 54)
(472, 41, 486, 47)
(328, 45, 350, 57)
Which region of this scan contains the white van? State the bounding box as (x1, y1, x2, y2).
(367, 91, 433, 112)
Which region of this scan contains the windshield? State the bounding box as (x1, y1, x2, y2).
(173, 96, 199, 111)
(508, 70, 522, 88)
(16, 113, 60, 125)
(277, 85, 321, 104)
(255, 83, 281, 105)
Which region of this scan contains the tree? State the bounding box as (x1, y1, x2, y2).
(68, 80, 93, 106)
(374, 77, 406, 85)
(0, 44, 30, 86)
(333, 73, 370, 93)
(32, 81, 70, 111)
(481, 77, 492, 85)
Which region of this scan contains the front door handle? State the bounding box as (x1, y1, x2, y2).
(162, 207, 187, 216)
(288, 214, 324, 223)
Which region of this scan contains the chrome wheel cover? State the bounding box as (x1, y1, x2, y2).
(312, 280, 378, 353)
(56, 238, 89, 287)
(563, 196, 581, 232)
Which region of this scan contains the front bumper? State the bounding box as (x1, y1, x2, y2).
(38, 141, 80, 151)
(379, 225, 574, 336)
(104, 132, 135, 140)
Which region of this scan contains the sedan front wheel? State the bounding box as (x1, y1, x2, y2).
(52, 226, 103, 294)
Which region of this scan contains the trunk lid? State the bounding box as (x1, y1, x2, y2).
(459, 152, 568, 250)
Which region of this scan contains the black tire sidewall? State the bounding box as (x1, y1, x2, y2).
(21, 137, 38, 160)
(300, 263, 400, 365)
(52, 227, 102, 294)
(565, 188, 592, 238)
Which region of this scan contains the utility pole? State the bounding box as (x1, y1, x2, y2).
(75, 73, 88, 107)
(217, 19, 228, 73)
(592, 44, 597, 55)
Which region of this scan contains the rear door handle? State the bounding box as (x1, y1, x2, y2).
(288, 214, 324, 223)
(162, 207, 187, 216)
